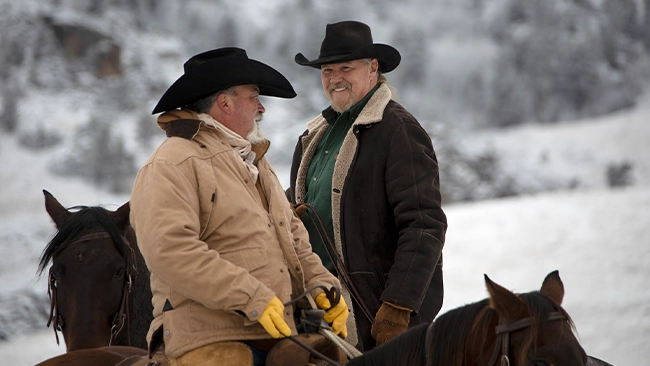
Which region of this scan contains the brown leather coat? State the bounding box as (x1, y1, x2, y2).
(287, 83, 447, 350)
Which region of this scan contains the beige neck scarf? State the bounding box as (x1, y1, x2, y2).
(198, 113, 259, 183)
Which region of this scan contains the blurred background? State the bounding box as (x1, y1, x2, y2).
(2, 0, 649, 198)
(1, 0, 649, 364)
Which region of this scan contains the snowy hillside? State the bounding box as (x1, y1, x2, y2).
(2, 0, 649, 200)
(2, 96, 649, 364)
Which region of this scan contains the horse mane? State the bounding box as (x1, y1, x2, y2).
(346, 322, 429, 366)
(427, 299, 491, 366)
(345, 300, 490, 366)
(38, 205, 133, 276)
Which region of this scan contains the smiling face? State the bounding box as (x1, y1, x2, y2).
(321, 58, 379, 113)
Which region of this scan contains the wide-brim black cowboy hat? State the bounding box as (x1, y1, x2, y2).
(295, 20, 401, 73)
(152, 47, 296, 114)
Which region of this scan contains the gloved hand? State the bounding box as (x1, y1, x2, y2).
(370, 301, 411, 346)
(291, 203, 308, 218)
(315, 292, 349, 338)
(258, 296, 291, 338)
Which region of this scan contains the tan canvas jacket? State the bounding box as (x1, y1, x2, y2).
(130, 110, 339, 358)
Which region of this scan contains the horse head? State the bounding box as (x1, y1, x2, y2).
(480, 270, 588, 366)
(38, 190, 151, 352)
(347, 270, 591, 366)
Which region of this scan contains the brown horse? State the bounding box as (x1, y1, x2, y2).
(35, 346, 147, 366)
(36, 190, 153, 352)
(347, 270, 588, 366)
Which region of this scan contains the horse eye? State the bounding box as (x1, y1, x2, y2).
(114, 266, 126, 278)
(49, 270, 60, 282)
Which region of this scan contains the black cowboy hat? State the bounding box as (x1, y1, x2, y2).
(152, 47, 296, 114)
(295, 20, 401, 73)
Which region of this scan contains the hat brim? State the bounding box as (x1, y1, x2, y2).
(295, 44, 401, 73)
(152, 57, 296, 114)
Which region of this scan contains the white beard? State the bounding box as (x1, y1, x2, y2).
(246, 114, 266, 144)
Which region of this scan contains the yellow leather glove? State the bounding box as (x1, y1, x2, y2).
(315, 292, 349, 338)
(258, 296, 291, 338)
(370, 301, 411, 346)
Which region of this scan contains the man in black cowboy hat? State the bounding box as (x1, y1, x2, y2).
(130, 47, 348, 365)
(287, 21, 448, 351)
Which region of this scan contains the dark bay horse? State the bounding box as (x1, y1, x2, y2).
(37, 190, 153, 352)
(347, 270, 588, 366)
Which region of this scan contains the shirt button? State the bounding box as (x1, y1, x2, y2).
(295, 266, 300, 272)
(324, 150, 329, 154)
(165, 330, 170, 336)
(252, 310, 258, 317)
(313, 177, 317, 182)
(280, 268, 284, 273)
(279, 221, 284, 226)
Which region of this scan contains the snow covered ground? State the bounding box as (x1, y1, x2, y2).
(1, 100, 649, 364)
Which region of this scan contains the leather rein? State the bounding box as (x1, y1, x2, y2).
(47, 231, 135, 347)
(300, 203, 376, 324)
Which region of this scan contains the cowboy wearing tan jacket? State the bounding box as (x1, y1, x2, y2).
(130, 48, 348, 365)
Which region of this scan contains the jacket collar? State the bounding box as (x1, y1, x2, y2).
(157, 109, 270, 162)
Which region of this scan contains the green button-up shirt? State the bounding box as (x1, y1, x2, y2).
(302, 84, 380, 273)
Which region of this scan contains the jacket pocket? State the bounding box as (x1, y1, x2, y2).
(220, 246, 268, 272)
(189, 301, 245, 331)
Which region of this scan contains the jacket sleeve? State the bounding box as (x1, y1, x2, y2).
(380, 118, 447, 313)
(130, 157, 274, 322)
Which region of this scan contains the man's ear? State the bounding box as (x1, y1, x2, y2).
(210, 93, 231, 118)
(370, 58, 379, 76)
(217, 93, 231, 113)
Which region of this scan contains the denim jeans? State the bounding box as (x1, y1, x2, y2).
(246, 343, 268, 366)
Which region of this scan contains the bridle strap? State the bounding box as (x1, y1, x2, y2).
(487, 312, 566, 366)
(47, 231, 135, 347)
(46, 267, 62, 346)
(110, 273, 132, 346)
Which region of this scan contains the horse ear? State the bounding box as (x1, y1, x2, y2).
(43, 189, 72, 228)
(112, 201, 131, 230)
(540, 270, 564, 306)
(485, 274, 526, 320)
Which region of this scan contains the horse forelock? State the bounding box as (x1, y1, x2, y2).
(514, 291, 576, 363)
(38, 206, 133, 276)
